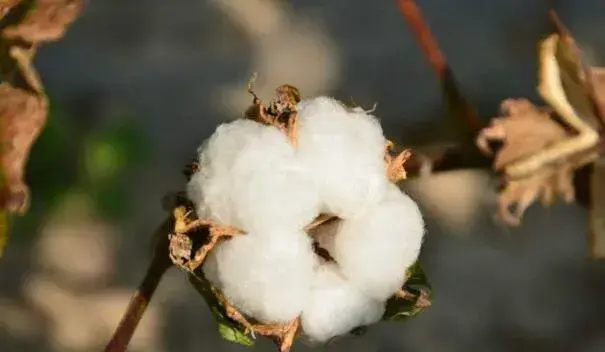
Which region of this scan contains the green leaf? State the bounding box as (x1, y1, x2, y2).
(188, 273, 255, 347)
(217, 323, 255, 346)
(382, 261, 432, 321)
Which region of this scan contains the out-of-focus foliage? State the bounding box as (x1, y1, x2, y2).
(10, 101, 148, 243)
(82, 117, 148, 220)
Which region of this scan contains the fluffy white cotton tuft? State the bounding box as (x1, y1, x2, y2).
(187, 119, 321, 233)
(203, 230, 317, 323)
(185, 95, 427, 342)
(333, 184, 425, 301)
(301, 262, 385, 343)
(295, 97, 391, 218)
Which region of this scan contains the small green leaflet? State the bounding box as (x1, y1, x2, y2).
(382, 261, 432, 321)
(188, 273, 255, 347)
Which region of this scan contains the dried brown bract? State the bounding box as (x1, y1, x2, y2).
(244, 73, 301, 146)
(384, 139, 412, 183)
(167, 203, 303, 351)
(2, 0, 84, 43)
(0, 0, 22, 21)
(0, 82, 48, 214)
(168, 206, 245, 273)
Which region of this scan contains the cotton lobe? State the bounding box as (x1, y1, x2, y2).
(187, 119, 321, 233)
(295, 97, 390, 218)
(300, 262, 385, 343)
(204, 230, 317, 323)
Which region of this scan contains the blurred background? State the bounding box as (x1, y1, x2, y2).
(3, 0, 605, 351)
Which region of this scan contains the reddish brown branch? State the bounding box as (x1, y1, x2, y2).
(395, 0, 447, 78)
(395, 0, 482, 134)
(105, 220, 173, 352)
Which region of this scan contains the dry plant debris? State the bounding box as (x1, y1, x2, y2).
(476, 32, 603, 226)
(0, 82, 47, 213)
(168, 79, 431, 351)
(0, 0, 83, 256)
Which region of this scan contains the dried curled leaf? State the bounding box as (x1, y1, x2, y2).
(475, 29, 605, 226)
(590, 68, 605, 123)
(549, 10, 605, 131)
(0, 82, 48, 214)
(2, 0, 84, 43)
(476, 98, 568, 171)
(477, 98, 598, 225)
(0, 0, 22, 21)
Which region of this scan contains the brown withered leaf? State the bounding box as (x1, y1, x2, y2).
(476, 98, 600, 225)
(588, 67, 605, 127)
(497, 147, 598, 226)
(476, 98, 593, 225)
(549, 9, 605, 131)
(475, 29, 605, 226)
(0, 82, 48, 214)
(1, 0, 84, 43)
(548, 10, 605, 259)
(493, 34, 598, 182)
(0, 0, 22, 21)
(476, 98, 568, 171)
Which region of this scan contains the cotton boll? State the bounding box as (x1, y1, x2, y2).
(206, 230, 317, 323)
(334, 184, 425, 301)
(301, 263, 384, 343)
(187, 119, 321, 232)
(296, 96, 390, 217)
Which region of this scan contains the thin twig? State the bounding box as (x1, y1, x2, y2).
(104, 218, 173, 352)
(395, 0, 482, 134)
(395, 0, 446, 77)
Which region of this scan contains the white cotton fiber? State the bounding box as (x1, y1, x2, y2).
(187, 119, 321, 233)
(185, 94, 428, 342)
(301, 262, 385, 343)
(295, 97, 391, 218)
(203, 230, 317, 323)
(333, 184, 425, 301)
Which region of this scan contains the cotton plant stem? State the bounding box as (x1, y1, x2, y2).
(395, 0, 482, 135)
(105, 219, 173, 352)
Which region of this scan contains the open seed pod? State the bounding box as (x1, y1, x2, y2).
(169, 84, 431, 351)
